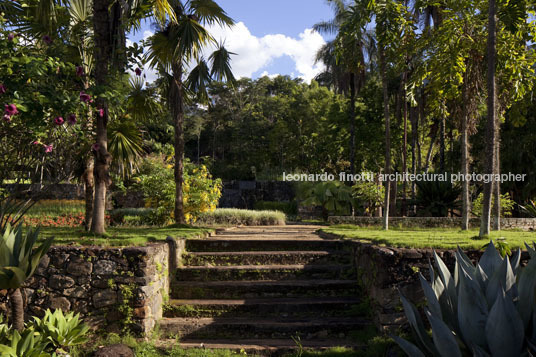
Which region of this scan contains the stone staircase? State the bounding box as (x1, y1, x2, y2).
(160, 226, 374, 355)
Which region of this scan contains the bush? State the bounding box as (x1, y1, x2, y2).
(394, 241, 536, 356)
(352, 181, 384, 216)
(254, 201, 298, 216)
(472, 192, 514, 217)
(134, 155, 222, 225)
(196, 208, 286, 226)
(109, 208, 153, 226)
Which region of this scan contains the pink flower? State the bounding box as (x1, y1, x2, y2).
(91, 143, 100, 152)
(3, 114, 11, 122)
(0, 84, 5, 95)
(42, 35, 52, 45)
(54, 116, 64, 125)
(98, 108, 104, 117)
(135, 68, 142, 76)
(32, 141, 40, 145)
(44, 144, 53, 153)
(79, 91, 91, 103)
(67, 114, 77, 125)
(76, 66, 84, 76)
(7, 33, 14, 41)
(4, 104, 18, 116)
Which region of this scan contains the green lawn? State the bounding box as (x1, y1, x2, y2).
(37, 225, 213, 247)
(321, 225, 536, 250)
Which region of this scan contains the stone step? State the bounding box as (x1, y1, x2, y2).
(170, 279, 359, 299)
(185, 239, 349, 252)
(164, 297, 366, 318)
(175, 264, 356, 281)
(159, 317, 372, 340)
(182, 250, 352, 266)
(155, 338, 366, 357)
(155, 338, 365, 356)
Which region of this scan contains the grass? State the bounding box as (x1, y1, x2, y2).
(23, 199, 85, 216)
(37, 225, 213, 247)
(196, 208, 286, 226)
(322, 224, 536, 250)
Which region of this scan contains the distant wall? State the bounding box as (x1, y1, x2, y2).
(3, 184, 85, 200)
(329, 216, 536, 231)
(218, 181, 295, 209)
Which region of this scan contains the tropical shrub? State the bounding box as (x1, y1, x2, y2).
(414, 177, 461, 217)
(352, 181, 384, 216)
(197, 208, 286, 226)
(297, 181, 356, 220)
(472, 192, 515, 217)
(0, 224, 53, 331)
(134, 155, 222, 225)
(393, 242, 536, 356)
(30, 309, 89, 353)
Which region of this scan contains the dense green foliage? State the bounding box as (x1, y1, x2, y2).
(394, 242, 536, 356)
(196, 208, 286, 226)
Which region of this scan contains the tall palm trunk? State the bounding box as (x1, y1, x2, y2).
(379, 46, 391, 230)
(349, 73, 356, 176)
(91, 0, 113, 234)
(171, 63, 186, 224)
(480, 0, 497, 237)
(461, 80, 470, 230)
(439, 115, 446, 172)
(83, 156, 94, 230)
(9, 288, 24, 332)
(402, 72, 408, 216)
(493, 140, 501, 230)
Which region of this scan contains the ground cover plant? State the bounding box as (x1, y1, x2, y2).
(196, 208, 286, 226)
(321, 225, 536, 250)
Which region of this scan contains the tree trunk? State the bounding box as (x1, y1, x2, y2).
(480, 0, 497, 237)
(379, 46, 391, 230)
(9, 288, 24, 332)
(493, 138, 501, 230)
(402, 73, 408, 216)
(410, 105, 417, 215)
(91, 0, 113, 235)
(83, 157, 94, 230)
(172, 62, 186, 225)
(349, 73, 356, 176)
(440, 115, 446, 172)
(461, 81, 470, 230)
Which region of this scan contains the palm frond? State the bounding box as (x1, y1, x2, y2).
(189, 0, 234, 27)
(209, 42, 236, 84)
(108, 119, 145, 178)
(187, 59, 211, 102)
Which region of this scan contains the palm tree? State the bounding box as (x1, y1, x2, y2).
(313, 0, 367, 176)
(0, 225, 53, 331)
(146, 1, 234, 224)
(480, 0, 497, 236)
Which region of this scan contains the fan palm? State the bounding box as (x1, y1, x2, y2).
(145, 0, 235, 224)
(0, 224, 54, 332)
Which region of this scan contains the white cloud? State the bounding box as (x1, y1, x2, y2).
(204, 22, 326, 83)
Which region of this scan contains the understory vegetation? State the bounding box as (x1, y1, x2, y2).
(196, 208, 286, 226)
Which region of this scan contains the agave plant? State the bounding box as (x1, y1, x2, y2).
(0, 224, 54, 331)
(0, 328, 48, 357)
(393, 241, 536, 356)
(30, 309, 89, 352)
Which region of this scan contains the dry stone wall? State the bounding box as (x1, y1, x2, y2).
(1, 242, 173, 334)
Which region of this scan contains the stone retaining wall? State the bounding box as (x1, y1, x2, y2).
(1, 243, 172, 334)
(329, 216, 536, 230)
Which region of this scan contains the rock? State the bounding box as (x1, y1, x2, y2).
(50, 252, 70, 268)
(73, 300, 89, 314)
(94, 344, 134, 357)
(93, 260, 117, 275)
(63, 286, 87, 298)
(35, 255, 50, 275)
(50, 296, 71, 311)
(92, 289, 117, 308)
(49, 275, 75, 289)
(67, 259, 93, 276)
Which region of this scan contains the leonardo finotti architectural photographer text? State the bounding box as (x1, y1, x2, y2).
(282, 172, 527, 183)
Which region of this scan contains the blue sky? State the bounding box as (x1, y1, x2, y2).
(129, 0, 334, 82)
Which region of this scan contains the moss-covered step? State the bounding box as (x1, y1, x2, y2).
(182, 250, 352, 266)
(159, 316, 372, 340)
(170, 279, 360, 299)
(185, 239, 350, 252)
(175, 264, 356, 281)
(163, 297, 368, 318)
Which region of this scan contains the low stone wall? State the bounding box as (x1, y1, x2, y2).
(3, 184, 85, 200)
(329, 216, 536, 230)
(1, 243, 171, 334)
(219, 181, 295, 209)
